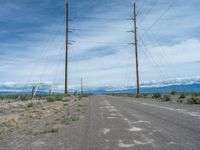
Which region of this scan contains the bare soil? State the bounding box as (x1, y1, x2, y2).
(0, 95, 89, 150)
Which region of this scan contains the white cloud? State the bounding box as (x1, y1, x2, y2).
(0, 0, 200, 93)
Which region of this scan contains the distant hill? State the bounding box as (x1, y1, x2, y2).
(83, 83, 200, 94)
(0, 83, 199, 95)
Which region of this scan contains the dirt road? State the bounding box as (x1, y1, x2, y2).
(79, 95, 200, 150)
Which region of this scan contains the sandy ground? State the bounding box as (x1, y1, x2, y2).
(0, 95, 89, 150)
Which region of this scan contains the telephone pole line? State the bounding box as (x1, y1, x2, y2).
(65, 0, 69, 94)
(32, 86, 36, 99)
(133, 1, 140, 95)
(81, 78, 83, 94)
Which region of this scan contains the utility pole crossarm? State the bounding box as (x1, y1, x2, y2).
(133, 1, 140, 96)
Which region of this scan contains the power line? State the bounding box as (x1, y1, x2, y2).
(71, 40, 132, 45)
(139, 31, 190, 91)
(138, 36, 169, 80)
(144, 0, 178, 33)
(72, 16, 130, 21)
(136, 0, 146, 16)
(139, 0, 159, 24)
(70, 28, 131, 33)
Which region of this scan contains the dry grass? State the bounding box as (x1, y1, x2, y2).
(4, 117, 20, 128)
(63, 115, 80, 125)
(0, 95, 89, 141)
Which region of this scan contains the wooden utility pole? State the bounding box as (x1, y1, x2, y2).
(133, 1, 140, 95)
(65, 0, 69, 94)
(32, 86, 35, 98)
(81, 78, 83, 94)
(49, 89, 52, 96)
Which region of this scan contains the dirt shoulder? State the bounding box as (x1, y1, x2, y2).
(0, 95, 89, 150)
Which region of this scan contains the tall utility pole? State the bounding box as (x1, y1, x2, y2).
(49, 89, 52, 96)
(81, 78, 83, 94)
(65, 0, 69, 94)
(32, 86, 36, 99)
(133, 1, 140, 95)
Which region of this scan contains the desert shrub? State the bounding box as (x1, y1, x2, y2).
(4, 117, 19, 128)
(141, 93, 148, 98)
(27, 103, 34, 108)
(0, 95, 5, 100)
(55, 95, 64, 101)
(63, 115, 79, 125)
(24, 128, 33, 135)
(45, 95, 65, 102)
(187, 95, 200, 104)
(46, 96, 56, 102)
(19, 95, 30, 101)
(135, 94, 141, 98)
(127, 93, 134, 97)
(7, 95, 17, 99)
(77, 94, 91, 100)
(192, 95, 200, 104)
(192, 92, 200, 97)
(177, 99, 183, 103)
(187, 98, 195, 104)
(152, 93, 161, 99)
(179, 93, 186, 99)
(162, 95, 171, 101)
(37, 128, 59, 135)
(171, 91, 177, 95)
(47, 128, 59, 133)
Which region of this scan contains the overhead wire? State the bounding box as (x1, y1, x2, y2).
(136, 0, 146, 16)
(50, 44, 65, 94)
(144, 0, 178, 33)
(139, 0, 159, 24)
(72, 16, 130, 21)
(34, 35, 65, 96)
(138, 36, 170, 81)
(140, 30, 190, 91)
(22, 21, 65, 94)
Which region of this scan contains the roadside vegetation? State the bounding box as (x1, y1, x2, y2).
(109, 91, 200, 104)
(0, 94, 89, 139)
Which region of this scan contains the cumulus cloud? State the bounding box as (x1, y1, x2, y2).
(0, 0, 200, 93)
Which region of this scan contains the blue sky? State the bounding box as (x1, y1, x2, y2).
(0, 0, 200, 92)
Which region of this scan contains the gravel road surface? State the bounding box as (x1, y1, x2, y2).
(77, 95, 200, 150)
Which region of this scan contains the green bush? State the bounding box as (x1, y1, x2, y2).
(152, 93, 161, 99)
(179, 93, 186, 99)
(19, 95, 30, 101)
(127, 93, 135, 97)
(27, 103, 34, 108)
(46, 96, 56, 102)
(141, 93, 148, 98)
(0, 95, 5, 100)
(46, 95, 67, 102)
(192, 92, 200, 97)
(63, 115, 79, 125)
(187, 98, 195, 104)
(187, 95, 200, 104)
(177, 99, 183, 103)
(171, 91, 177, 95)
(48, 128, 59, 133)
(192, 95, 200, 104)
(162, 95, 171, 101)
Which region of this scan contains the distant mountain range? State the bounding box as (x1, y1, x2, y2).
(0, 76, 200, 95)
(0, 83, 199, 95)
(84, 83, 200, 94)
